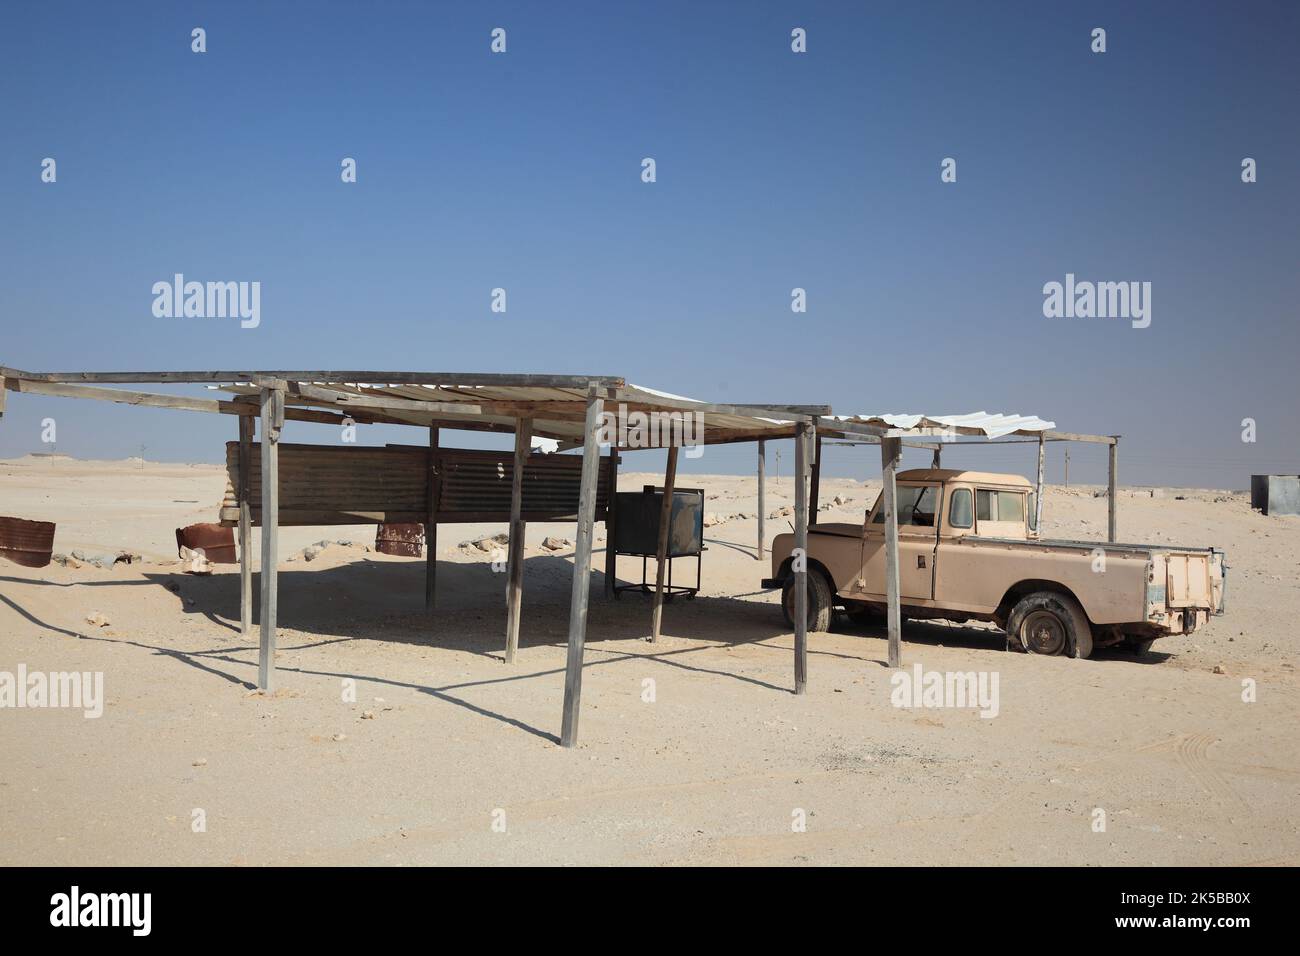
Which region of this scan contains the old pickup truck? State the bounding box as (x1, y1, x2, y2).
(761, 469, 1226, 658)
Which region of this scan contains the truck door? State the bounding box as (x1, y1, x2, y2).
(861, 483, 940, 601)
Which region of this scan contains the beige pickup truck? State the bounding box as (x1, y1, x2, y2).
(761, 469, 1226, 658)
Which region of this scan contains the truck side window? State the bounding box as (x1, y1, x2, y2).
(977, 489, 1024, 522)
(871, 484, 938, 527)
(949, 488, 972, 528)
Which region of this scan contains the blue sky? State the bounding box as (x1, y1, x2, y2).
(1, 1, 1297, 488)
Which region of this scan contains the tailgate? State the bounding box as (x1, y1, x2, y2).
(1157, 548, 1225, 614)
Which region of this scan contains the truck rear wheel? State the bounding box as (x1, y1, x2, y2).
(781, 571, 833, 633)
(1007, 591, 1093, 659)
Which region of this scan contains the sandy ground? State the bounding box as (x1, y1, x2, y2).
(1, 455, 1297, 866)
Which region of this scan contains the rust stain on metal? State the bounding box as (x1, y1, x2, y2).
(0, 516, 56, 568)
(376, 522, 425, 557)
(175, 523, 237, 564)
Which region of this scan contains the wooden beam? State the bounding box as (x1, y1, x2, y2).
(881, 436, 903, 668)
(560, 390, 604, 748)
(793, 423, 810, 693)
(1035, 433, 1046, 533)
(290, 383, 483, 416)
(257, 386, 284, 690)
(649, 445, 680, 644)
(610, 388, 824, 422)
(603, 448, 620, 597)
(1043, 429, 1118, 445)
(809, 432, 822, 522)
(504, 418, 531, 663)
(4, 376, 363, 426)
(612, 426, 800, 449)
(756, 440, 766, 561)
(8, 378, 257, 415)
(0, 375, 6, 417)
(238, 415, 254, 636)
(1, 367, 625, 389)
(1108, 440, 1118, 542)
(425, 426, 440, 615)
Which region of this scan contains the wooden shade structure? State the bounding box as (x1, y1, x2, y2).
(0, 366, 827, 748)
(1, 366, 1119, 745)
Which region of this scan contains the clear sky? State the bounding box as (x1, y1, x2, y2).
(2, 1, 1296, 488)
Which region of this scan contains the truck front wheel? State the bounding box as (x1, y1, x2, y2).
(781, 571, 834, 633)
(1007, 591, 1093, 659)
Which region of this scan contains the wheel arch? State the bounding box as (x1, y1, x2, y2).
(776, 555, 839, 596)
(995, 578, 1091, 627)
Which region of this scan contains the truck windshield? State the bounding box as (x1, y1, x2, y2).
(872, 484, 939, 527)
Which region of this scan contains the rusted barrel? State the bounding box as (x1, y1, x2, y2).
(375, 523, 425, 557)
(0, 516, 56, 568)
(175, 523, 237, 563)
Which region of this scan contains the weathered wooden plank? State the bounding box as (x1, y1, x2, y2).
(756, 440, 766, 561)
(559, 390, 604, 749)
(504, 419, 531, 663)
(603, 448, 620, 597)
(809, 432, 822, 521)
(1035, 433, 1046, 532)
(649, 445, 680, 644)
(1108, 441, 1118, 543)
(238, 415, 254, 636)
(881, 436, 903, 668)
(257, 386, 284, 690)
(1, 367, 625, 388)
(426, 426, 440, 615)
(9, 378, 256, 415)
(611, 388, 824, 422)
(794, 424, 810, 693)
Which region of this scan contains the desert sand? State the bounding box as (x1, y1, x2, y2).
(1, 454, 1297, 866)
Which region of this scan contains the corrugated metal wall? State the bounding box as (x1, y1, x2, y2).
(219, 442, 610, 526)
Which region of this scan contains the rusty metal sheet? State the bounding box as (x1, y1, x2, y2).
(0, 516, 56, 568)
(175, 523, 237, 564)
(376, 522, 424, 557)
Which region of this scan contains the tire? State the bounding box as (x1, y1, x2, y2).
(1127, 637, 1156, 657)
(1007, 591, 1093, 659)
(781, 570, 834, 633)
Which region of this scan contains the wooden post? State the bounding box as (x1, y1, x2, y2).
(649, 445, 680, 644)
(559, 389, 604, 748)
(1107, 440, 1118, 543)
(603, 448, 619, 597)
(425, 426, 439, 614)
(257, 386, 283, 691)
(756, 439, 766, 560)
(0, 376, 6, 417)
(809, 433, 822, 523)
(793, 423, 810, 693)
(881, 436, 903, 668)
(1064, 448, 1070, 488)
(931, 445, 941, 469)
(504, 418, 531, 663)
(238, 414, 254, 636)
(1035, 432, 1045, 533)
